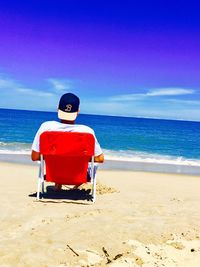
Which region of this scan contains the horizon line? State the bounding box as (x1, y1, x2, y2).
(0, 106, 200, 123)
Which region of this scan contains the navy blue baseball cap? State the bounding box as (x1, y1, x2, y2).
(58, 93, 80, 121)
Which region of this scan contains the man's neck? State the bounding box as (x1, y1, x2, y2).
(60, 119, 75, 125)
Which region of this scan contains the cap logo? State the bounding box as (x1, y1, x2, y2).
(65, 104, 72, 112)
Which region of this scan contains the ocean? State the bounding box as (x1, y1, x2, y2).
(1, 108, 200, 173)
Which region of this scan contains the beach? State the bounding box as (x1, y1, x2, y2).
(1, 1, 200, 265)
(1, 160, 200, 267)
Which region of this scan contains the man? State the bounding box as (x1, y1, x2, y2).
(31, 92, 104, 190)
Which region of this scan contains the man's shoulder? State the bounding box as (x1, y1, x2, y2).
(74, 124, 94, 134)
(39, 121, 60, 130)
(42, 120, 59, 125)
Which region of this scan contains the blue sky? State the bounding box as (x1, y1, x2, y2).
(0, 1, 200, 121)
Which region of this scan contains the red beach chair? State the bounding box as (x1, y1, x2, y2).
(37, 131, 97, 202)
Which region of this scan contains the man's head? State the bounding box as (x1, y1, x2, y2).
(58, 93, 80, 121)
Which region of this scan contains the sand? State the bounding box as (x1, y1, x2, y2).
(1, 161, 200, 266)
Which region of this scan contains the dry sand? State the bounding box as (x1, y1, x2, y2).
(0, 161, 200, 266)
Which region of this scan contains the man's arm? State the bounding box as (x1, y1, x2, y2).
(94, 153, 104, 163)
(31, 150, 40, 161)
(32, 150, 104, 163)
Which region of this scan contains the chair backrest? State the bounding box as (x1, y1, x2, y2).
(40, 131, 95, 185)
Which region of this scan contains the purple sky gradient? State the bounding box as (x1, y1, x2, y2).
(0, 1, 200, 120)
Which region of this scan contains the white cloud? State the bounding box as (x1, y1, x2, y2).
(0, 76, 20, 89)
(0, 75, 54, 97)
(16, 87, 54, 97)
(147, 88, 195, 96)
(167, 99, 200, 105)
(110, 93, 144, 101)
(81, 96, 200, 121)
(47, 78, 73, 91)
(110, 88, 195, 101)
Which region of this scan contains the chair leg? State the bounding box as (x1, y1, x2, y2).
(42, 181, 45, 194)
(90, 158, 97, 203)
(37, 178, 45, 200)
(92, 175, 96, 203)
(37, 156, 45, 200)
(37, 178, 41, 200)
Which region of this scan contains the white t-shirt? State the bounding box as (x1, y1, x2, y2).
(32, 121, 103, 156)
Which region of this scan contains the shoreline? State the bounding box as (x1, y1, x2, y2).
(0, 153, 200, 175)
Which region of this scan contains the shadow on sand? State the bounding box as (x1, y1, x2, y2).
(29, 186, 93, 202)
